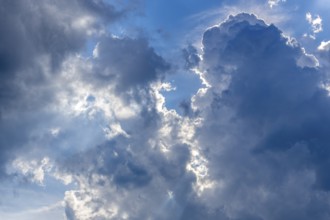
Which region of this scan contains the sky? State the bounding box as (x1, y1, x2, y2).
(1, 0, 330, 219)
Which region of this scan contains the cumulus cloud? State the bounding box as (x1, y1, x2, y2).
(59, 12, 330, 220)
(0, 1, 186, 219)
(189, 13, 330, 220)
(0, 0, 124, 179)
(57, 92, 200, 219)
(1, 1, 184, 219)
(2, 1, 330, 219)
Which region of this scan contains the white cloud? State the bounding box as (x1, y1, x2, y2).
(9, 157, 52, 185)
(305, 12, 323, 38)
(297, 48, 320, 68)
(318, 40, 330, 51)
(268, 0, 286, 8)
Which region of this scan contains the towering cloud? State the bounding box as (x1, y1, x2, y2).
(190, 13, 330, 220)
(61, 13, 330, 220)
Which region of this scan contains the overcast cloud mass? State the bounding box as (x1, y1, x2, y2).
(1, 0, 330, 219)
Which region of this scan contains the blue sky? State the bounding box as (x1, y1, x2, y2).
(1, 0, 330, 219)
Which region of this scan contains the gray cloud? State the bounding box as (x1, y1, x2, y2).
(182, 45, 200, 69)
(50, 13, 330, 220)
(55, 69, 195, 219)
(190, 13, 330, 220)
(0, 0, 122, 178)
(91, 37, 170, 95)
(0, 1, 176, 217)
(2, 1, 330, 219)
(62, 120, 196, 219)
(0, 0, 119, 76)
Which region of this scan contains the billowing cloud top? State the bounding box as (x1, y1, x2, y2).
(191, 13, 330, 220)
(1, 1, 330, 220)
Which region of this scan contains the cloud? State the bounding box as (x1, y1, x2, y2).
(60, 13, 330, 219)
(91, 37, 170, 94)
(268, 0, 286, 8)
(2, 1, 330, 219)
(61, 119, 196, 219)
(0, 0, 122, 178)
(297, 48, 319, 68)
(0, 0, 119, 76)
(0, 2, 184, 217)
(318, 40, 330, 52)
(305, 12, 323, 38)
(182, 45, 201, 69)
(0, 1, 177, 218)
(51, 57, 199, 219)
(317, 41, 330, 79)
(188, 13, 330, 220)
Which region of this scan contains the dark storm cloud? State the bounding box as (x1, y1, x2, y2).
(190, 13, 330, 220)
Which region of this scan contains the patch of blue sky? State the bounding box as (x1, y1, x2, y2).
(0, 178, 68, 220)
(265, 0, 329, 51)
(162, 70, 202, 113)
